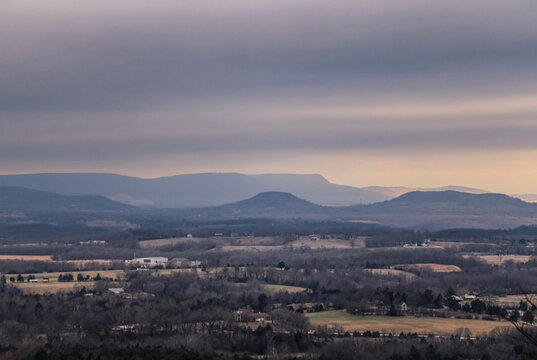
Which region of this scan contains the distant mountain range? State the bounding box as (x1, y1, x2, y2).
(0, 186, 133, 212)
(176, 190, 537, 230)
(0, 172, 502, 208)
(352, 191, 537, 230)
(2, 184, 537, 230)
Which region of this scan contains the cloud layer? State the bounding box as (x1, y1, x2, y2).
(1, 0, 537, 192)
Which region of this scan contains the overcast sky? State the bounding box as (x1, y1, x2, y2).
(2, 1, 537, 193)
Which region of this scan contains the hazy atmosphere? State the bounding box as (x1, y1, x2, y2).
(4, 3, 537, 359)
(2, 0, 537, 192)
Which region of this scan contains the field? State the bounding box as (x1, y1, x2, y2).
(489, 294, 537, 307)
(463, 254, 532, 265)
(363, 268, 417, 281)
(12, 281, 95, 294)
(292, 236, 365, 250)
(262, 284, 307, 293)
(392, 263, 462, 273)
(0, 255, 117, 266)
(8, 269, 125, 293)
(306, 310, 511, 336)
(433, 242, 485, 249)
(138, 236, 364, 251)
(0, 255, 54, 261)
(139, 236, 281, 248)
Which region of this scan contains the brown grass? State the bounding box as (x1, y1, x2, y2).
(12, 281, 95, 295)
(262, 284, 307, 293)
(139, 236, 364, 251)
(307, 310, 510, 336)
(489, 294, 537, 307)
(433, 242, 484, 249)
(0, 255, 118, 266)
(462, 254, 531, 265)
(392, 263, 462, 273)
(0, 255, 53, 261)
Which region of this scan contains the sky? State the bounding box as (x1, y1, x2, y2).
(2, 0, 537, 193)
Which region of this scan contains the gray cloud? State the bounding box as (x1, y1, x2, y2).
(1, 0, 537, 179)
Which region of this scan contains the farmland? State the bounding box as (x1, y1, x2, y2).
(307, 310, 511, 336)
(463, 254, 532, 265)
(13, 281, 96, 294)
(392, 263, 462, 273)
(138, 235, 364, 252)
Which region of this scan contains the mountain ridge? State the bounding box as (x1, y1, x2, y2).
(0, 172, 498, 208)
(0, 186, 134, 212)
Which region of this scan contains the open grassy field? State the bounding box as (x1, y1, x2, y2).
(8, 269, 125, 294)
(0, 255, 118, 267)
(490, 294, 537, 307)
(12, 281, 96, 294)
(262, 284, 307, 293)
(433, 242, 487, 249)
(16, 269, 125, 282)
(139, 236, 282, 248)
(139, 236, 363, 251)
(392, 263, 462, 273)
(363, 268, 417, 281)
(306, 310, 510, 336)
(0, 255, 54, 261)
(291, 236, 365, 250)
(139, 237, 207, 248)
(463, 254, 532, 265)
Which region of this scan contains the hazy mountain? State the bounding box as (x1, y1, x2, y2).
(0, 173, 391, 207)
(0, 186, 133, 212)
(363, 185, 487, 199)
(513, 194, 537, 203)
(348, 191, 537, 230)
(180, 190, 537, 230)
(183, 192, 327, 219)
(2, 184, 537, 230)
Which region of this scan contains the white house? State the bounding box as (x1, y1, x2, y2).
(125, 257, 168, 267)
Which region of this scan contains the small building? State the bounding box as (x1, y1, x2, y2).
(464, 291, 479, 300)
(109, 287, 125, 295)
(125, 257, 168, 267)
(234, 308, 272, 323)
(186, 234, 193, 238)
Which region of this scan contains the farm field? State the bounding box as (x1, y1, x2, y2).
(432, 242, 487, 249)
(138, 236, 363, 251)
(139, 237, 211, 248)
(489, 294, 537, 307)
(16, 269, 125, 282)
(262, 284, 307, 293)
(0, 255, 54, 261)
(392, 263, 462, 273)
(292, 236, 365, 250)
(12, 281, 95, 294)
(306, 310, 511, 336)
(0, 255, 117, 267)
(463, 254, 532, 265)
(8, 269, 125, 294)
(219, 245, 285, 252)
(139, 236, 282, 248)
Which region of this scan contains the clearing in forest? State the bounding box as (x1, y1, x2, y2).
(392, 263, 462, 273)
(307, 310, 510, 336)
